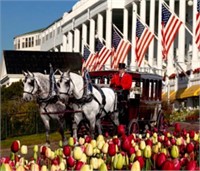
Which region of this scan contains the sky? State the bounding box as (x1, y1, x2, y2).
(1, 0, 78, 58)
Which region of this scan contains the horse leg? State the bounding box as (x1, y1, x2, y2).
(58, 116, 67, 145)
(96, 118, 102, 135)
(41, 115, 50, 146)
(89, 116, 96, 139)
(73, 112, 82, 141)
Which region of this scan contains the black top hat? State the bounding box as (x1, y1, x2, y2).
(118, 63, 126, 69)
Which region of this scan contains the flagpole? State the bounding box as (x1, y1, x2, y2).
(162, 0, 193, 37)
(112, 24, 123, 38)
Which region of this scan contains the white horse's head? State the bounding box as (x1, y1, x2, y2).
(57, 70, 84, 102)
(22, 71, 49, 101)
(57, 70, 72, 103)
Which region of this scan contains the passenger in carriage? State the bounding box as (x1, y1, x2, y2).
(110, 63, 132, 125)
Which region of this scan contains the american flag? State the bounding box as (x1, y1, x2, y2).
(161, 4, 182, 61)
(95, 38, 112, 71)
(111, 27, 131, 69)
(196, 0, 200, 50)
(135, 18, 154, 67)
(82, 45, 97, 72)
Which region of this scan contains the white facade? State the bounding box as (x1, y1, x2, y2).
(11, 0, 200, 109)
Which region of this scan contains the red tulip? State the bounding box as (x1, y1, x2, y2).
(145, 139, 153, 147)
(173, 159, 181, 170)
(40, 146, 47, 155)
(85, 135, 92, 143)
(170, 138, 176, 145)
(174, 123, 181, 132)
(117, 124, 126, 136)
(181, 128, 187, 137)
(74, 161, 84, 171)
(128, 147, 136, 156)
(11, 140, 20, 153)
(52, 157, 59, 165)
(135, 156, 145, 169)
(121, 137, 131, 152)
(186, 142, 194, 153)
(156, 153, 167, 168)
(63, 145, 71, 157)
(185, 160, 197, 171)
(108, 143, 116, 156)
(180, 157, 189, 167)
(162, 160, 175, 170)
(189, 130, 195, 139)
(113, 137, 120, 146)
(67, 156, 75, 167)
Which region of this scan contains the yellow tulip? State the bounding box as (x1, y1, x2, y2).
(90, 140, 97, 148)
(136, 149, 142, 156)
(97, 135, 104, 142)
(33, 145, 38, 153)
(90, 157, 99, 169)
(85, 143, 93, 156)
(139, 140, 146, 150)
(21, 145, 28, 155)
(73, 146, 83, 160)
(68, 137, 74, 146)
(144, 145, 152, 158)
(80, 164, 93, 171)
(16, 165, 25, 171)
(97, 140, 105, 150)
(59, 161, 66, 171)
(113, 153, 124, 170)
(79, 137, 85, 145)
(31, 163, 39, 171)
(171, 145, 179, 158)
(50, 164, 59, 171)
(80, 153, 87, 163)
(99, 163, 108, 171)
(102, 142, 109, 154)
(131, 160, 141, 171)
(41, 165, 48, 171)
(152, 144, 159, 154)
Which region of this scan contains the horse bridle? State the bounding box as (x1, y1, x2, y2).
(58, 76, 74, 96)
(23, 76, 39, 97)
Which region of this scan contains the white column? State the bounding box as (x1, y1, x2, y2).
(149, 0, 155, 67)
(157, 0, 163, 71)
(192, 0, 200, 69)
(178, 0, 186, 70)
(140, 0, 146, 22)
(131, 2, 137, 70)
(74, 28, 80, 53)
(106, 7, 112, 67)
(123, 7, 128, 64)
(167, 0, 175, 76)
(61, 34, 67, 52)
(82, 23, 87, 54)
(97, 13, 103, 39)
(89, 19, 95, 52)
(67, 31, 73, 52)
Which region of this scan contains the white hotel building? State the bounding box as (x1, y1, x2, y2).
(12, 0, 200, 110)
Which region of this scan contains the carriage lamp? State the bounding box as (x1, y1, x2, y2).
(188, 0, 193, 6)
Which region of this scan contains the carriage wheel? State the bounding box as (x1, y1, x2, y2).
(77, 120, 91, 138)
(157, 111, 165, 131)
(128, 119, 139, 135)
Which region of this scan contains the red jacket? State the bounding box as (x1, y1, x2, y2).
(110, 72, 132, 90)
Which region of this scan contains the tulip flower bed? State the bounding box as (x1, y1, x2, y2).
(0, 123, 200, 171)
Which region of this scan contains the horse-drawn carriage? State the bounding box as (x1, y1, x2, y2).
(23, 68, 164, 145)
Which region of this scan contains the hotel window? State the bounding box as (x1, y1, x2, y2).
(29, 37, 31, 47)
(25, 38, 28, 47)
(22, 42, 25, 48)
(17, 40, 20, 49)
(50, 31, 52, 38)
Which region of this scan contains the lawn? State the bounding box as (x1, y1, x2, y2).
(0, 131, 70, 149)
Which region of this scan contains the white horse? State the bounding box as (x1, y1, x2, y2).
(57, 70, 119, 139)
(22, 71, 67, 145)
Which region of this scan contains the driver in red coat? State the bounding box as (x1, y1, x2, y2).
(110, 63, 132, 91)
(110, 63, 132, 125)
